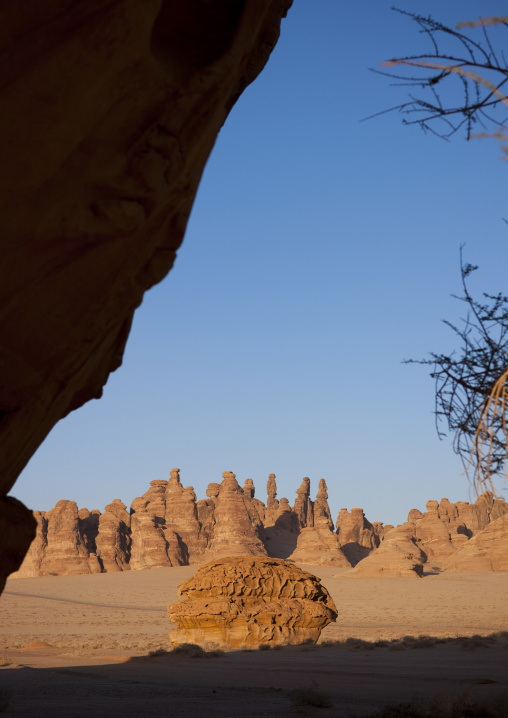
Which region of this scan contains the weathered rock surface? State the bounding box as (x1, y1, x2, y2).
(336, 507, 381, 566)
(289, 525, 351, 567)
(205, 472, 267, 558)
(95, 500, 131, 572)
(0, 0, 293, 592)
(293, 477, 314, 530)
(14, 474, 508, 579)
(38, 500, 93, 576)
(405, 492, 508, 567)
(442, 514, 508, 572)
(167, 556, 338, 649)
(165, 469, 206, 562)
(343, 525, 425, 578)
(288, 480, 350, 567)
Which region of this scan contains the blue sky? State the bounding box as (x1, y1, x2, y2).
(15, 1, 508, 527)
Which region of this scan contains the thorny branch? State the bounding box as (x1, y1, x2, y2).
(406, 249, 508, 492)
(367, 9, 508, 156)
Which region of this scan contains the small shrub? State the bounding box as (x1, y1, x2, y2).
(344, 638, 375, 650)
(207, 649, 225, 657)
(362, 691, 508, 717)
(148, 648, 168, 657)
(171, 643, 205, 658)
(0, 657, 12, 667)
(258, 644, 271, 651)
(288, 686, 333, 709)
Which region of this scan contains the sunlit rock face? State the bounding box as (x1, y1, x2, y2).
(335, 507, 381, 566)
(167, 556, 338, 649)
(405, 492, 508, 566)
(344, 525, 425, 579)
(0, 0, 293, 591)
(95, 500, 131, 573)
(204, 471, 267, 559)
(443, 514, 508, 572)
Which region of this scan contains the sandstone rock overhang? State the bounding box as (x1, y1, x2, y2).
(167, 555, 338, 649)
(0, 0, 293, 593)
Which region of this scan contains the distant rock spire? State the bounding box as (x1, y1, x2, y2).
(293, 477, 313, 529)
(243, 478, 255, 499)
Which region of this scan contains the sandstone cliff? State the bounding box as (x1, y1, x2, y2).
(336, 507, 381, 565)
(343, 525, 425, 578)
(13, 475, 508, 578)
(14, 472, 352, 575)
(442, 514, 508, 572)
(405, 492, 508, 567)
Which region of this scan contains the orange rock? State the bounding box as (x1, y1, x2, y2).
(167, 556, 337, 649)
(289, 525, 351, 567)
(95, 500, 131, 572)
(343, 526, 424, 578)
(130, 478, 186, 569)
(405, 492, 508, 567)
(165, 469, 207, 561)
(39, 500, 93, 576)
(205, 472, 267, 558)
(336, 507, 380, 565)
(443, 514, 508, 572)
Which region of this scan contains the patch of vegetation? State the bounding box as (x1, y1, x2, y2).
(148, 648, 168, 657)
(360, 691, 508, 717)
(288, 686, 333, 709)
(170, 642, 224, 658)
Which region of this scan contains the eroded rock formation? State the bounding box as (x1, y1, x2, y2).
(0, 0, 293, 592)
(344, 525, 425, 578)
(14, 472, 354, 575)
(289, 479, 350, 567)
(95, 500, 131, 572)
(443, 514, 508, 572)
(404, 492, 508, 567)
(336, 507, 381, 566)
(13, 473, 508, 579)
(205, 472, 267, 559)
(167, 556, 338, 649)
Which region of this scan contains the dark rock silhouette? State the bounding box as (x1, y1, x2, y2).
(0, 0, 293, 593)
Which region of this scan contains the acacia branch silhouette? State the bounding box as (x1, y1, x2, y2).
(367, 9, 508, 155)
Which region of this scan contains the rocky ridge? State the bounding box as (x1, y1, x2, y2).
(11, 471, 508, 577)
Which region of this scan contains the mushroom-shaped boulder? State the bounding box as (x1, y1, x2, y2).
(167, 556, 337, 649)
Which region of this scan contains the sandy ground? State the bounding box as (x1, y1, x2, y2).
(1, 566, 507, 716)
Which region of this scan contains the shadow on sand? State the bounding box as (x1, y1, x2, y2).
(2, 633, 508, 717)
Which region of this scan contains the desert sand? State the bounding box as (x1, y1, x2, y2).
(1, 565, 507, 716)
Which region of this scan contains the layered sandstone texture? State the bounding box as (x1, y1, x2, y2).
(343, 525, 425, 578)
(344, 492, 508, 577)
(442, 514, 508, 572)
(0, 0, 293, 591)
(13, 471, 508, 579)
(167, 556, 338, 649)
(336, 507, 382, 566)
(404, 492, 508, 567)
(14, 472, 352, 576)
